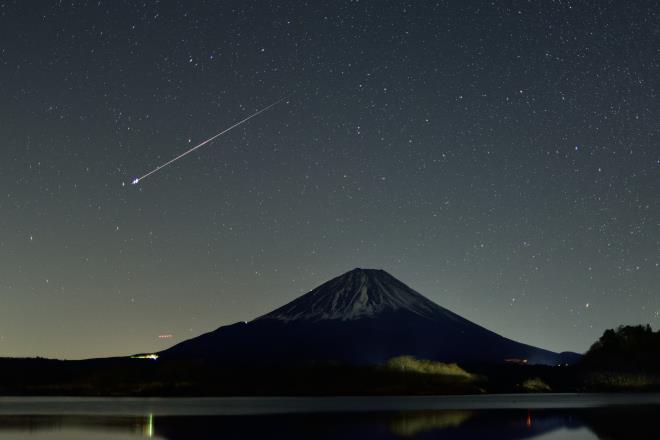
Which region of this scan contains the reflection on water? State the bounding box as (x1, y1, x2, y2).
(1, 406, 659, 439)
(388, 410, 473, 436)
(0, 415, 157, 439)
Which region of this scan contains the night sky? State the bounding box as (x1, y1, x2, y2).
(1, 1, 659, 359)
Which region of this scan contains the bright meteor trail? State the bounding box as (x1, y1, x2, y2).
(131, 97, 287, 185)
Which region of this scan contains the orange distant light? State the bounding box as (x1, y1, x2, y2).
(158, 334, 173, 339)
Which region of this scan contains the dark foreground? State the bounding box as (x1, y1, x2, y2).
(2, 355, 659, 396)
(3, 325, 660, 396)
(1, 395, 659, 439)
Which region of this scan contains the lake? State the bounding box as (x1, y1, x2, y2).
(0, 394, 659, 439)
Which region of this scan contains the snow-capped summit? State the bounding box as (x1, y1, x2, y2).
(257, 268, 457, 322)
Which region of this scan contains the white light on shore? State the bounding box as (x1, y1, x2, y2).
(131, 354, 159, 360)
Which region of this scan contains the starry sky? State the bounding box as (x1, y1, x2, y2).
(1, 0, 659, 359)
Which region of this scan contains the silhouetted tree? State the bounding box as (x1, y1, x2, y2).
(582, 325, 660, 372)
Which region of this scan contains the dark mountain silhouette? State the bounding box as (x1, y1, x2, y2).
(161, 268, 580, 365)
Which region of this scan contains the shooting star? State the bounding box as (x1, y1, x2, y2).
(131, 97, 287, 185)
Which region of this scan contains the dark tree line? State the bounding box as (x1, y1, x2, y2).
(582, 325, 660, 372)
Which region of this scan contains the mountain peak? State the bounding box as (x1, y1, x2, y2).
(164, 268, 576, 366)
(256, 268, 451, 322)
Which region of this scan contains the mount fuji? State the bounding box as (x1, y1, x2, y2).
(161, 268, 580, 366)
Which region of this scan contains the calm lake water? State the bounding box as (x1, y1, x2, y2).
(0, 394, 658, 439)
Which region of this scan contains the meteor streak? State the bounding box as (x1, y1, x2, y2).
(131, 97, 286, 185)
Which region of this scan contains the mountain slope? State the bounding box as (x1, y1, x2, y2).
(257, 268, 460, 322)
(161, 268, 580, 366)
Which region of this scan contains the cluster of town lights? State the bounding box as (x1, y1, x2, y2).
(131, 354, 159, 360)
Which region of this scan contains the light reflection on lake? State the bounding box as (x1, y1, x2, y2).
(0, 395, 659, 439)
(0, 415, 155, 440)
